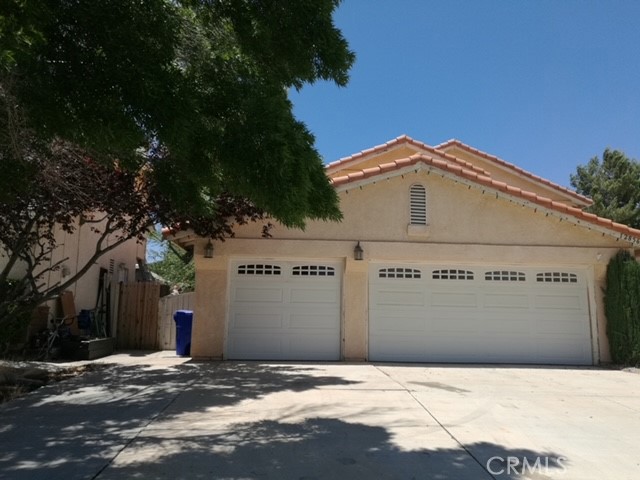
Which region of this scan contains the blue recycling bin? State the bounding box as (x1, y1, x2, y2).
(77, 309, 93, 330)
(173, 310, 193, 356)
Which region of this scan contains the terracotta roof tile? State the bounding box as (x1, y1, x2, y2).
(434, 139, 592, 206)
(567, 206, 583, 215)
(330, 153, 640, 241)
(395, 157, 413, 167)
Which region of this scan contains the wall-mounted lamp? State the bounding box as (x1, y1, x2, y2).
(204, 239, 214, 258)
(354, 241, 364, 261)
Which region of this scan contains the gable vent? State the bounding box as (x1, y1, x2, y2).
(409, 184, 427, 225)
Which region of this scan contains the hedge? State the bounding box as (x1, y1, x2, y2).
(605, 250, 640, 365)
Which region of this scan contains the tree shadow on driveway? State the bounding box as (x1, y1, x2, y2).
(0, 362, 358, 480)
(97, 417, 567, 480)
(0, 362, 569, 480)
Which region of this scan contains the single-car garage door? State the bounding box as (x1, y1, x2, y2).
(369, 264, 593, 365)
(227, 260, 342, 360)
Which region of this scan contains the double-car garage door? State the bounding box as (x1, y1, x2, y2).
(370, 264, 593, 365)
(227, 259, 593, 365)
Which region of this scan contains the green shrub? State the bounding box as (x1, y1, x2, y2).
(605, 250, 640, 365)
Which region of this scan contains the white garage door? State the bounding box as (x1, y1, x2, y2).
(227, 260, 342, 360)
(369, 264, 593, 365)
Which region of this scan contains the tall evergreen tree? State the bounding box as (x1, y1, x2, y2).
(571, 149, 640, 228)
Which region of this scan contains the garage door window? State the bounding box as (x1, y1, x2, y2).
(536, 272, 577, 283)
(237, 264, 281, 275)
(485, 270, 526, 282)
(432, 269, 474, 280)
(292, 265, 335, 276)
(378, 267, 422, 279)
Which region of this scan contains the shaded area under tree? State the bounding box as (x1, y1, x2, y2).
(0, 362, 568, 480)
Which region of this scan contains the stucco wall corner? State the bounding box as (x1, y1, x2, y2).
(191, 265, 228, 358)
(342, 258, 368, 360)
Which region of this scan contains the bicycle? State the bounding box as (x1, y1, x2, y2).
(36, 315, 74, 361)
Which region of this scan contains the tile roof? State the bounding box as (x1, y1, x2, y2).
(434, 139, 593, 206)
(330, 153, 640, 241)
(326, 135, 491, 177)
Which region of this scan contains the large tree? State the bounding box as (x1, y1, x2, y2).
(570, 149, 640, 228)
(0, 0, 354, 345)
(1, 0, 353, 224)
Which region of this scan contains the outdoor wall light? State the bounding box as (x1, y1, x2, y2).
(354, 241, 364, 261)
(204, 239, 214, 258)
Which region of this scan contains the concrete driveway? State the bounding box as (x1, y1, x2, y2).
(1, 352, 639, 480)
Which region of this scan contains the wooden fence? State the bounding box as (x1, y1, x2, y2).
(158, 292, 195, 350)
(116, 283, 161, 350)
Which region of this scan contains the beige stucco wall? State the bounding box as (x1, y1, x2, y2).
(187, 171, 632, 363)
(1, 219, 145, 318)
(232, 172, 620, 247)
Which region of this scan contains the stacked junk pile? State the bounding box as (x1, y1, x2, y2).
(31, 270, 114, 360)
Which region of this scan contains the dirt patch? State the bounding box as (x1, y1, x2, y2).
(0, 363, 102, 405)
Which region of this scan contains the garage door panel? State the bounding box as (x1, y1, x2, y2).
(289, 313, 339, 329)
(370, 335, 427, 359)
(430, 292, 478, 307)
(289, 334, 340, 359)
(289, 287, 339, 304)
(533, 294, 582, 310)
(231, 313, 283, 329)
(534, 316, 590, 335)
(370, 264, 593, 365)
(480, 318, 531, 334)
(228, 335, 283, 358)
(428, 335, 536, 358)
(536, 339, 591, 364)
(374, 289, 424, 306)
(429, 315, 530, 334)
(228, 260, 341, 360)
(234, 287, 283, 303)
(371, 315, 425, 332)
(429, 316, 482, 333)
(483, 293, 530, 309)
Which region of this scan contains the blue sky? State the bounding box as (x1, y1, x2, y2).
(291, 0, 640, 188)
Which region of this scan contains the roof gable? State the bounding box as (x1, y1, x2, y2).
(328, 135, 591, 208)
(329, 153, 640, 244)
(434, 139, 592, 207)
(326, 135, 490, 179)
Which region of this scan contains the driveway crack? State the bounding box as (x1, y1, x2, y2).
(372, 365, 496, 480)
(90, 368, 205, 480)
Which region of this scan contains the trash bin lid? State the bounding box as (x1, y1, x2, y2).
(173, 309, 194, 321)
